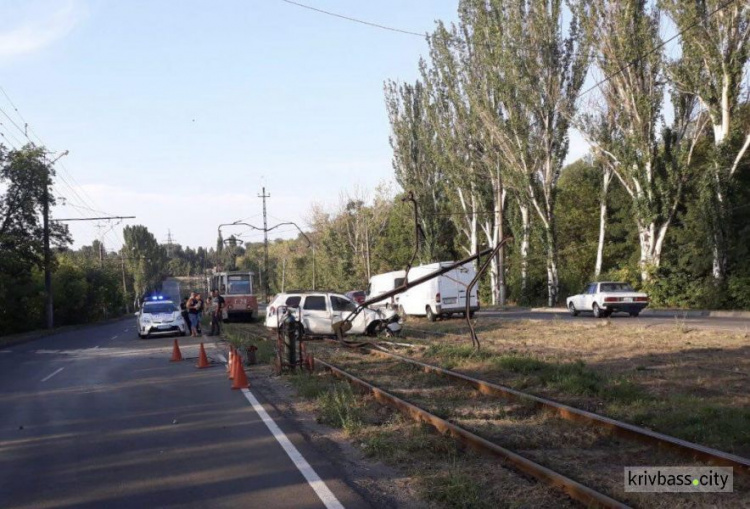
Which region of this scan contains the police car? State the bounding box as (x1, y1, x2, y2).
(136, 296, 187, 338)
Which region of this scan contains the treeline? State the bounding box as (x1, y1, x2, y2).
(228, 0, 750, 309)
(0, 145, 225, 335)
(381, 0, 750, 308)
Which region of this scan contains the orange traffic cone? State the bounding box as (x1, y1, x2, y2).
(232, 354, 249, 390)
(170, 339, 183, 362)
(196, 343, 210, 369)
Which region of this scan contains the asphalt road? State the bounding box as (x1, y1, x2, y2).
(478, 308, 750, 332)
(0, 319, 368, 509)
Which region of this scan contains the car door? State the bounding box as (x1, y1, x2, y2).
(582, 283, 597, 310)
(301, 295, 332, 335)
(330, 295, 363, 334)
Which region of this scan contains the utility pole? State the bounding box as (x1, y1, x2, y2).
(43, 150, 69, 329)
(258, 187, 270, 301)
(120, 252, 128, 313)
(43, 179, 52, 329)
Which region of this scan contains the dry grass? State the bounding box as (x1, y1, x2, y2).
(288, 368, 573, 508)
(314, 344, 750, 508)
(402, 318, 750, 456)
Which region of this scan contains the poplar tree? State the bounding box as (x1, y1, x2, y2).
(468, 0, 591, 306)
(580, 0, 698, 281)
(662, 0, 750, 282)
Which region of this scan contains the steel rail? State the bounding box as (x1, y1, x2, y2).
(317, 358, 630, 509)
(365, 346, 750, 473)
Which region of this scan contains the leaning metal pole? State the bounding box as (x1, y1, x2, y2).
(335, 189, 512, 349)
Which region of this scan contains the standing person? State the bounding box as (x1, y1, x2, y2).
(180, 297, 190, 333)
(209, 289, 225, 336)
(187, 292, 200, 337)
(195, 292, 204, 335)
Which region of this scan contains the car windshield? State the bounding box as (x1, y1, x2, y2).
(143, 304, 175, 314)
(600, 283, 634, 292)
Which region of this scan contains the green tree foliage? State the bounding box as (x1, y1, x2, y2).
(662, 0, 750, 281)
(123, 225, 168, 305)
(0, 145, 70, 333)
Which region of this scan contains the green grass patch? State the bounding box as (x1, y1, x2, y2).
(222, 323, 274, 365)
(361, 421, 460, 463)
(624, 397, 750, 452)
(492, 355, 547, 374)
(424, 344, 493, 369)
(425, 347, 652, 405)
(289, 372, 331, 399)
(316, 381, 363, 435)
(421, 466, 492, 509)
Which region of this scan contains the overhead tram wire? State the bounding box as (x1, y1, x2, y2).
(0, 84, 127, 249)
(276, 0, 425, 37)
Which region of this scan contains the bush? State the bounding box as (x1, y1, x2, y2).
(727, 275, 750, 310)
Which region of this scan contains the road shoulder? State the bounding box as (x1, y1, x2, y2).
(247, 364, 427, 509)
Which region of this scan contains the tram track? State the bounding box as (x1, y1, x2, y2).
(313, 344, 750, 508)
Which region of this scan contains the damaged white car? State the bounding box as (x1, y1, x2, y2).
(265, 292, 400, 336)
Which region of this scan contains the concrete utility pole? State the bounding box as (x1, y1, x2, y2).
(43, 179, 52, 329)
(258, 187, 270, 301)
(43, 150, 69, 329)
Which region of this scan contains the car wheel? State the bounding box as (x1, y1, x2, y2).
(426, 306, 437, 322)
(568, 302, 579, 317)
(181, 329, 187, 336)
(593, 303, 603, 318)
(469, 311, 476, 319)
(630, 311, 640, 317)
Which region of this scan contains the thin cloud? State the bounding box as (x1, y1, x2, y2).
(0, 1, 85, 59)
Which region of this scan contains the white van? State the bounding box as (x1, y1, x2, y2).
(399, 262, 479, 321)
(366, 270, 406, 310)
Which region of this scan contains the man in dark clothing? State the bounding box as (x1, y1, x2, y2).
(180, 297, 191, 333)
(209, 289, 225, 336)
(195, 292, 204, 335)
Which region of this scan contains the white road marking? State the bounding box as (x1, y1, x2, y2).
(111, 335, 118, 340)
(241, 388, 344, 509)
(41, 367, 64, 382)
(218, 355, 341, 507)
(0, 350, 11, 354)
(93, 346, 100, 350)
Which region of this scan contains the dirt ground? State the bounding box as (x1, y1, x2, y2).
(400, 317, 750, 455)
(226, 317, 750, 507)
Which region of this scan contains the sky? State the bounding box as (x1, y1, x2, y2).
(0, 0, 589, 251)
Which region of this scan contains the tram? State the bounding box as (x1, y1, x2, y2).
(208, 271, 258, 321)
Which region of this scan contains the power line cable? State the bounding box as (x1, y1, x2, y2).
(0, 84, 126, 249)
(577, 0, 742, 99)
(276, 0, 424, 37)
